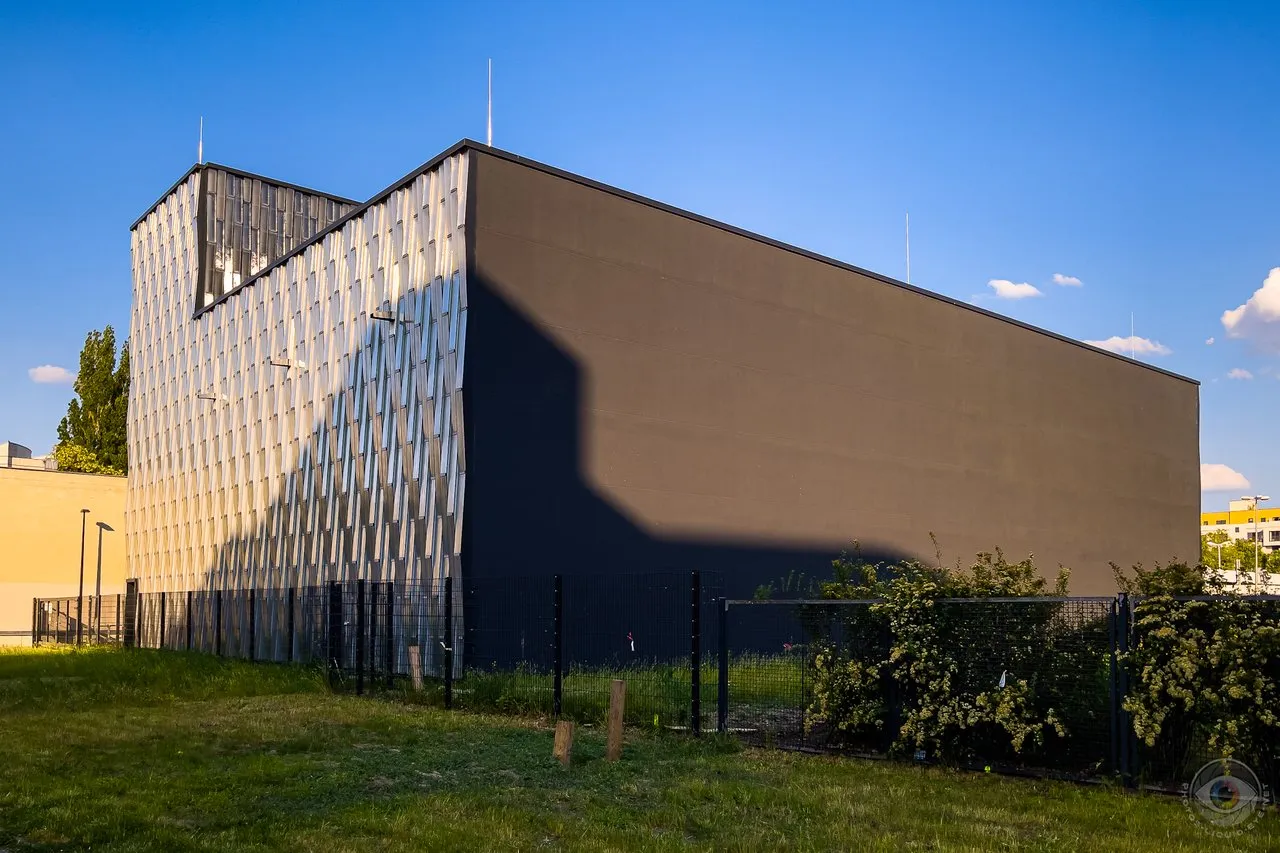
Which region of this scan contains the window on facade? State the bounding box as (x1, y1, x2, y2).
(194, 168, 356, 311)
(1271, 531, 1280, 542)
(1217, 519, 1227, 524)
(1235, 527, 1241, 533)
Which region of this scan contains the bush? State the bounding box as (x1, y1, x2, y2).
(805, 543, 1073, 763)
(1117, 561, 1280, 787)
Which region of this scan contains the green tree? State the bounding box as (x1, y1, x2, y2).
(56, 326, 129, 475)
(51, 443, 124, 476)
(1200, 532, 1280, 576)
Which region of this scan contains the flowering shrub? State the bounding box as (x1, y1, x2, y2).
(804, 543, 1073, 763)
(1117, 562, 1280, 787)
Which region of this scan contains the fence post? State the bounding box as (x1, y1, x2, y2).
(186, 591, 193, 651)
(115, 594, 121, 645)
(123, 580, 138, 648)
(369, 582, 380, 686)
(1117, 592, 1134, 788)
(248, 589, 257, 662)
(553, 574, 563, 717)
(31, 598, 38, 647)
(328, 582, 344, 687)
(385, 582, 394, 688)
(443, 575, 454, 710)
(327, 581, 344, 687)
(159, 592, 167, 649)
(287, 587, 295, 664)
(691, 570, 702, 736)
(1108, 596, 1119, 778)
(718, 598, 729, 734)
(355, 579, 366, 696)
(214, 590, 223, 656)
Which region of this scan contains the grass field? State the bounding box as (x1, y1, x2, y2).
(445, 654, 804, 728)
(1, 647, 1275, 852)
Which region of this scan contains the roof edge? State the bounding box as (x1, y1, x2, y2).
(465, 143, 1200, 388)
(193, 140, 473, 317)
(130, 162, 363, 231)
(144, 137, 1196, 387)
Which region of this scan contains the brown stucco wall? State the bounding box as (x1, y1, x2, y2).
(463, 150, 1200, 596)
(0, 468, 127, 642)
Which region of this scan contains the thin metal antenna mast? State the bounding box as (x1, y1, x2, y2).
(487, 59, 493, 146)
(198, 116, 204, 164)
(905, 212, 911, 285)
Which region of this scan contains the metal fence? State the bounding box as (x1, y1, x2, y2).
(716, 594, 1279, 797)
(717, 597, 1114, 771)
(31, 593, 127, 647)
(31, 581, 1279, 797)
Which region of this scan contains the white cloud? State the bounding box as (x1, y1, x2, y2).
(1052, 273, 1083, 287)
(1081, 335, 1172, 357)
(1228, 368, 1254, 380)
(28, 365, 75, 384)
(988, 279, 1043, 300)
(1205, 337, 1215, 345)
(1222, 267, 1280, 351)
(1201, 463, 1251, 492)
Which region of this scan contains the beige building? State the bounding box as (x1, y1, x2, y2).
(0, 454, 127, 645)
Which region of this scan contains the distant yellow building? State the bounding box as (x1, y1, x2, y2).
(1200, 498, 1280, 556)
(0, 445, 126, 645)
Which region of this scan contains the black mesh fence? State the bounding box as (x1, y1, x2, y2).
(30, 582, 1279, 796)
(721, 597, 1117, 780)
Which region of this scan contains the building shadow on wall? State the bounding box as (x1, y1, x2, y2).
(189, 277, 919, 666)
(461, 271, 919, 594)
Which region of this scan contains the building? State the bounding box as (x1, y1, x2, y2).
(0, 441, 56, 471)
(1201, 498, 1280, 554)
(1199, 499, 1280, 589)
(0, 454, 126, 645)
(128, 140, 1200, 654)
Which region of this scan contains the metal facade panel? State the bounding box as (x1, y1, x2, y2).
(128, 156, 469, 616)
(197, 169, 356, 310)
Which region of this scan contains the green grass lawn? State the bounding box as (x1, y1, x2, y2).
(1, 647, 1274, 852)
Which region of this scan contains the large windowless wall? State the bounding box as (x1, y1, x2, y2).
(462, 149, 1200, 596)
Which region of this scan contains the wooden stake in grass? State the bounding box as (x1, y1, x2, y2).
(606, 679, 626, 762)
(407, 645, 423, 692)
(552, 720, 575, 766)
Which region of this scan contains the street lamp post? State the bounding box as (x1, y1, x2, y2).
(1241, 494, 1272, 587)
(1207, 540, 1228, 571)
(94, 522, 114, 643)
(76, 508, 90, 646)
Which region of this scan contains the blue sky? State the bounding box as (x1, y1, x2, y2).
(1, 0, 1276, 510)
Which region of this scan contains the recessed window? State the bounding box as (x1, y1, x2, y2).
(1271, 531, 1280, 543)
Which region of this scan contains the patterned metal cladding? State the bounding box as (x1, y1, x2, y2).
(196, 169, 356, 310)
(128, 154, 470, 644)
